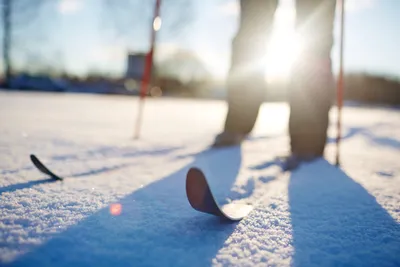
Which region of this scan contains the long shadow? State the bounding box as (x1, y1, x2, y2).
(362, 130, 400, 149)
(47, 162, 138, 180)
(69, 162, 136, 178)
(327, 124, 400, 149)
(289, 159, 400, 266)
(0, 178, 54, 195)
(172, 133, 282, 161)
(0, 162, 137, 196)
(249, 158, 281, 171)
(1, 166, 34, 175)
(327, 126, 364, 144)
(1, 146, 182, 176)
(6, 146, 243, 267)
(50, 146, 182, 161)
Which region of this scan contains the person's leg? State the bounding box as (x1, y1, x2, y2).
(213, 0, 278, 147)
(288, 0, 336, 161)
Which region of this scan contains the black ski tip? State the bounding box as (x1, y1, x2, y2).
(30, 154, 63, 181)
(186, 167, 253, 221)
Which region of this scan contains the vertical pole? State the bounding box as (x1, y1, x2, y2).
(134, 0, 161, 139)
(2, 0, 12, 88)
(335, 0, 345, 166)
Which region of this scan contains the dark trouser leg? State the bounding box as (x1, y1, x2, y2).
(223, 0, 278, 134)
(289, 0, 336, 157)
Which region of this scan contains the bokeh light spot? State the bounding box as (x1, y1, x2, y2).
(150, 86, 162, 97)
(110, 203, 122, 216)
(153, 16, 162, 31)
(125, 79, 137, 92)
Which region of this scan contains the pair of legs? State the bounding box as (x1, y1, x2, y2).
(217, 0, 336, 158)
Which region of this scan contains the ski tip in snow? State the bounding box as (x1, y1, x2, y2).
(30, 154, 63, 181)
(186, 167, 252, 221)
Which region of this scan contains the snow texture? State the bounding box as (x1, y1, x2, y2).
(0, 91, 399, 266)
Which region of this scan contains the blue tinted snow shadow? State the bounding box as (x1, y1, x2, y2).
(327, 124, 400, 149)
(1, 145, 182, 176)
(0, 178, 54, 195)
(0, 161, 139, 195)
(249, 158, 281, 170)
(6, 146, 243, 267)
(289, 159, 400, 266)
(49, 146, 181, 161)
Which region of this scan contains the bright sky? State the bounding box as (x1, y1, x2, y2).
(8, 0, 400, 80)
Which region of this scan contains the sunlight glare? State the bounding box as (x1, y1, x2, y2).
(265, 33, 301, 83)
(265, 2, 300, 83)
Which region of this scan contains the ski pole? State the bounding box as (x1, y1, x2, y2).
(335, 0, 345, 166)
(134, 0, 161, 139)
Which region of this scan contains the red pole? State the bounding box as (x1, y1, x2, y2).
(134, 0, 161, 139)
(335, 0, 345, 166)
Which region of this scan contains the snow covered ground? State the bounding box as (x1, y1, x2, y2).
(0, 91, 399, 266)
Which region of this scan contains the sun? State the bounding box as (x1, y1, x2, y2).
(265, 2, 300, 83)
(265, 32, 300, 83)
(198, 1, 301, 83)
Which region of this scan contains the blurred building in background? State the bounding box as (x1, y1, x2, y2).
(125, 53, 147, 81)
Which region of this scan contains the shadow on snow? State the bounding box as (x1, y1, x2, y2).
(7, 146, 244, 267)
(0, 162, 138, 195)
(327, 123, 400, 149)
(1, 145, 182, 176)
(289, 159, 400, 266)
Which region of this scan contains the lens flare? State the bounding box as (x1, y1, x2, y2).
(110, 203, 122, 216)
(153, 16, 162, 31)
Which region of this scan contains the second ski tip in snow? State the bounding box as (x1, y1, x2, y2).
(30, 154, 64, 181)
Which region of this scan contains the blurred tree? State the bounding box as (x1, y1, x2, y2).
(155, 49, 212, 96)
(1, 0, 50, 87)
(23, 50, 66, 78)
(2, 0, 11, 86)
(100, 0, 195, 47)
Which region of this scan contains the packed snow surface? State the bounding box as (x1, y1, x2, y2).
(0, 91, 399, 266)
